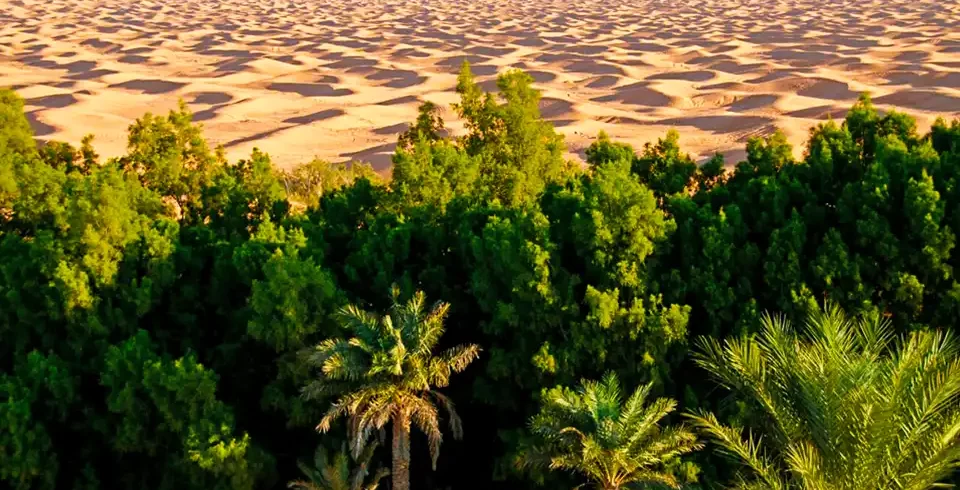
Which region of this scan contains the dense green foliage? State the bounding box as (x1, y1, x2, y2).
(690, 303, 960, 489)
(2, 58, 960, 489)
(519, 373, 701, 489)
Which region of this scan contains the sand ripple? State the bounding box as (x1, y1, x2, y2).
(2, 0, 959, 169)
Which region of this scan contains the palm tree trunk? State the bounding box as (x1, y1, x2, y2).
(392, 412, 411, 490)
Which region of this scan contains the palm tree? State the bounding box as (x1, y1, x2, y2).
(689, 302, 960, 489)
(303, 289, 480, 490)
(288, 441, 389, 490)
(518, 372, 702, 490)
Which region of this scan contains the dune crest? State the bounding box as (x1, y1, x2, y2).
(2, 0, 959, 169)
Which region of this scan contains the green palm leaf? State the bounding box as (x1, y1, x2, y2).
(287, 440, 388, 490)
(690, 302, 960, 490)
(302, 289, 480, 490)
(519, 372, 701, 489)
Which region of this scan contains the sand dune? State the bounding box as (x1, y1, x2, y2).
(2, 0, 960, 171)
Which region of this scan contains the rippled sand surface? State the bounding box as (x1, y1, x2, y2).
(2, 0, 960, 169)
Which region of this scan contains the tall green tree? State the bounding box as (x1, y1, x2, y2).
(391, 138, 478, 211)
(0, 88, 274, 490)
(120, 101, 223, 222)
(0, 89, 36, 158)
(690, 302, 960, 489)
(586, 129, 699, 200)
(397, 101, 445, 152)
(518, 372, 701, 489)
(303, 290, 480, 490)
(453, 62, 569, 204)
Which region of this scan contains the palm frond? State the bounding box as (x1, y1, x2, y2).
(414, 300, 450, 356)
(362, 468, 390, 490)
(687, 410, 785, 490)
(430, 391, 463, 439)
(428, 344, 481, 388)
(639, 424, 703, 463)
(288, 440, 388, 490)
(624, 396, 676, 448)
(339, 304, 382, 343)
(441, 344, 482, 373)
(350, 440, 380, 490)
(522, 372, 699, 489)
(305, 290, 478, 484)
(409, 396, 444, 469)
(287, 479, 319, 490)
(302, 378, 353, 402)
(692, 302, 960, 490)
(784, 441, 830, 490)
(515, 443, 556, 471)
(626, 470, 680, 489)
(317, 390, 366, 432)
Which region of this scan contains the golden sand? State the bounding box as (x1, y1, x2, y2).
(2, 0, 960, 170)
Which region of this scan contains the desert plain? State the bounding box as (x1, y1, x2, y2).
(2, 0, 960, 171)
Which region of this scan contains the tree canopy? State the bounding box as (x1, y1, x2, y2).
(2, 66, 960, 490)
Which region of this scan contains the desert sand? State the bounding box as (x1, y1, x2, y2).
(2, 0, 960, 171)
